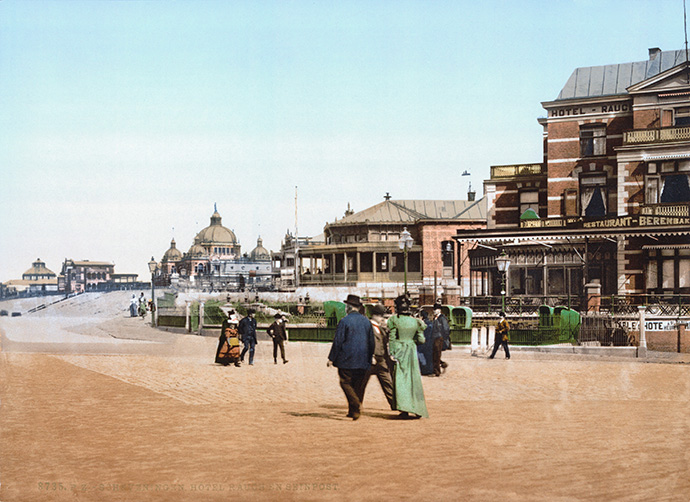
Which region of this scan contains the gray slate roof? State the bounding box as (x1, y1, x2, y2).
(330, 198, 486, 226)
(557, 49, 687, 100)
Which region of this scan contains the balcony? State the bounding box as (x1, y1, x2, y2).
(623, 126, 690, 144)
(490, 163, 545, 179)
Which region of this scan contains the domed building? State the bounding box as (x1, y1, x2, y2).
(160, 239, 183, 275)
(249, 237, 271, 261)
(193, 208, 241, 258)
(157, 206, 273, 291)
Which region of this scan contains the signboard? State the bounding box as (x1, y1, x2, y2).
(520, 214, 690, 229)
(549, 102, 630, 117)
(619, 320, 681, 331)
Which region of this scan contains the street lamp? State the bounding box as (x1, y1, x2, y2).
(148, 256, 157, 327)
(495, 249, 511, 312)
(399, 227, 414, 295)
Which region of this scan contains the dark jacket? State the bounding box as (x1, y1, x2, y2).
(370, 320, 390, 358)
(432, 314, 450, 340)
(328, 311, 375, 369)
(238, 316, 257, 341)
(267, 320, 288, 341)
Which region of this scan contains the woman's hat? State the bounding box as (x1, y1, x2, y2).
(394, 294, 411, 314)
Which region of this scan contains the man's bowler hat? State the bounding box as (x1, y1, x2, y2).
(344, 294, 363, 308)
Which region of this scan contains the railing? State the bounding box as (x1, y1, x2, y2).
(490, 163, 545, 179)
(463, 295, 583, 315)
(623, 126, 690, 144)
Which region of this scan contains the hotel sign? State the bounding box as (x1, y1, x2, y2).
(521, 214, 690, 229)
(549, 102, 630, 117)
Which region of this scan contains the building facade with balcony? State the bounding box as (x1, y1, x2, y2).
(58, 260, 117, 294)
(457, 48, 690, 307)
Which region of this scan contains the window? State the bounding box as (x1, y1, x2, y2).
(360, 252, 373, 273)
(675, 107, 690, 126)
(646, 160, 690, 204)
(519, 190, 539, 216)
(376, 253, 388, 272)
(580, 125, 606, 156)
(441, 241, 454, 268)
(580, 174, 607, 217)
(647, 249, 690, 293)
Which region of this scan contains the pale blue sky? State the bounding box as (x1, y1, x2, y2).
(0, 0, 685, 282)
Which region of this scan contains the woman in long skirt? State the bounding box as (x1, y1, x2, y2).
(216, 314, 241, 367)
(387, 296, 429, 418)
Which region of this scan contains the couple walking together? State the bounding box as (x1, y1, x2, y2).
(327, 294, 428, 421)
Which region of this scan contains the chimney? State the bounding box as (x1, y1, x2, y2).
(649, 47, 661, 60)
(467, 182, 476, 202)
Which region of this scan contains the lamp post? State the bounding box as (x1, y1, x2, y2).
(495, 249, 511, 312)
(148, 256, 157, 327)
(399, 227, 414, 295)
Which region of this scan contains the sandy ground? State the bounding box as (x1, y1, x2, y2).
(1, 293, 690, 501)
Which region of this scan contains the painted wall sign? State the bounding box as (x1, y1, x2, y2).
(520, 214, 690, 229)
(549, 102, 630, 117)
(619, 320, 681, 331)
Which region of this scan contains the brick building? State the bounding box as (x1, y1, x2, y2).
(457, 48, 690, 306)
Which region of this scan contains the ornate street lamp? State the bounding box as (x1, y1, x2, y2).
(495, 249, 511, 312)
(399, 227, 414, 295)
(148, 256, 157, 327)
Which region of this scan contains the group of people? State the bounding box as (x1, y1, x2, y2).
(328, 295, 511, 420)
(129, 292, 151, 318)
(212, 295, 511, 419)
(215, 308, 289, 367)
(328, 294, 451, 420)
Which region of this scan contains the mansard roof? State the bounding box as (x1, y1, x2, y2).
(329, 198, 486, 227)
(555, 49, 687, 101)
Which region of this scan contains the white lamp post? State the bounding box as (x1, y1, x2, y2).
(495, 249, 511, 312)
(399, 227, 414, 295)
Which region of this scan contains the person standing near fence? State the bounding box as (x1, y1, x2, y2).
(267, 313, 289, 364)
(239, 309, 258, 365)
(489, 311, 511, 359)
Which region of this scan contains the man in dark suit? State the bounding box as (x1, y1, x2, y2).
(362, 304, 395, 410)
(431, 303, 451, 376)
(239, 309, 258, 365)
(267, 313, 289, 364)
(327, 294, 375, 421)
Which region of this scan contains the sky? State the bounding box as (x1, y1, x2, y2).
(0, 0, 686, 282)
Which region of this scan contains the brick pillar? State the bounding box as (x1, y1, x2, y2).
(585, 282, 601, 313)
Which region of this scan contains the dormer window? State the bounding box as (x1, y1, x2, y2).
(580, 124, 606, 156)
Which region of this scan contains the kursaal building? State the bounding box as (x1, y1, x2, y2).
(457, 48, 690, 304)
(157, 207, 272, 291)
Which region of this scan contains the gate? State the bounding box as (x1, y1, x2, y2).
(579, 313, 631, 346)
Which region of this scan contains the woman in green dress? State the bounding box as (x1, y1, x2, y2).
(387, 295, 429, 418)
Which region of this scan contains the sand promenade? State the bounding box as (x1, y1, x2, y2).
(1, 293, 689, 501)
